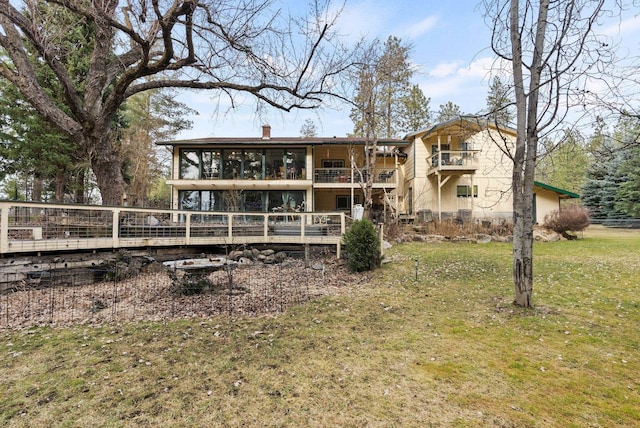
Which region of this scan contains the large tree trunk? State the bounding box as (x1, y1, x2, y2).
(88, 131, 127, 206)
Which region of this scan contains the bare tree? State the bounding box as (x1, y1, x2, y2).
(484, 0, 613, 307)
(0, 0, 354, 204)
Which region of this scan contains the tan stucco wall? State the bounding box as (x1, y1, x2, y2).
(405, 125, 516, 220)
(534, 188, 562, 223)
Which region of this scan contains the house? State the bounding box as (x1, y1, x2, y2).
(158, 120, 578, 223)
(157, 125, 408, 219)
(399, 117, 579, 223)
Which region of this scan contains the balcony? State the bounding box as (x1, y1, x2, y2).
(313, 168, 397, 187)
(427, 150, 479, 175)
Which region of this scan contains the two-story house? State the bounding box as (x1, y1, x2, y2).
(400, 117, 579, 223)
(157, 125, 408, 220)
(158, 119, 578, 223)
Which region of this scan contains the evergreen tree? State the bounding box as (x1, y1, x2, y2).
(435, 101, 462, 123)
(615, 146, 640, 218)
(398, 84, 432, 133)
(299, 118, 318, 137)
(120, 89, 196, 206)
(536, 130, 588, 194)
(350, 36, 413, 139)
(485, 76, 514, 126)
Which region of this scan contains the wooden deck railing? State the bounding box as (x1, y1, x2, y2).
(0, 201, 346, 256)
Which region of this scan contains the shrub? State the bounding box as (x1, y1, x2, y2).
(343, 219, 381, 272)
(543, 205, 591, 239)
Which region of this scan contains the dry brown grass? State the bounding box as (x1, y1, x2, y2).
(1, 225, 639, 427)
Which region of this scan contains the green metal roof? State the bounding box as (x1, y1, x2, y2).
(534, 181, 580, 199)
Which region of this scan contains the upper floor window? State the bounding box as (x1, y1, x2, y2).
(179, 149, 221, 179)
(179, 148, 305, 179)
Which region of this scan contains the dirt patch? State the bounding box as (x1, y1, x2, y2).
(0, 259, 372, 329)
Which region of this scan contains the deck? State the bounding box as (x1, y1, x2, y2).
(0, 201, 346, 257)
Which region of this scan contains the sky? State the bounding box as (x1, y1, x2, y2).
(174, 0, 640, 141)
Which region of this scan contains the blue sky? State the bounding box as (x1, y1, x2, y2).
(175, 0, 640, 140)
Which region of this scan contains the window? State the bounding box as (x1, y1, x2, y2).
(243, 150, 264, 179)
(222, 149, 242, 179)
(179, 149, 221, 179)
(457, 185, 478, 198)
(336, 195, 359, 210)
(322, 159, 344, 168)
(201, 150, 221, 178)
(179, 150, 200, 179)
(460, 142, 473, 158)
(431, 144, 450, 166)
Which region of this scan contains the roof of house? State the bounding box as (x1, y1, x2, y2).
(157, 136, 408, 147)
(534, 181, 580, 199)
(403, 115, 518, 140)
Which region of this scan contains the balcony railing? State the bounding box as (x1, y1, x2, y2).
(0, 201, 345, 256)
(427, 150, 479, 172)
(314, 168, 397, 184)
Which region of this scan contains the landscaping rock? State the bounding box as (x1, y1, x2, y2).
(475, 234, 492, 244)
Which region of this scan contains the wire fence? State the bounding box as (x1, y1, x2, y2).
(0, 259, 348, 329)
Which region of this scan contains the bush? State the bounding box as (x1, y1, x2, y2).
(543, 205, 591, 239)
(343, 219, 381, 272)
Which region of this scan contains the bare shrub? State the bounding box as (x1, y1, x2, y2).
(544, 205, 590, 239)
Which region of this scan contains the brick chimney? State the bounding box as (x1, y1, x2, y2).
(262, 125, 271, 139)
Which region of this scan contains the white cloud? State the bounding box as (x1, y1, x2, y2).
(429, 61, 461, 78)
(402, 16, 439, 39)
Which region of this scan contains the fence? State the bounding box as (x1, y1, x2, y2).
(0, 201, 346, 256)
(0, 259, 347, 329)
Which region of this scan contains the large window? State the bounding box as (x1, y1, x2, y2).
(222, 150, 242, 179)
(178, 190, 304, 212)
(243, 150, 264, 180)
(201, 150, 221, 178)
(179, 149, 221, 179)
(179, 190, 224, 210)
(179, 150, 200, 179)
(179, 148, 305, 180)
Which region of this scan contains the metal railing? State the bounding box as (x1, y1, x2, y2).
(427, 150, 479, 170)
(0, 201, 346, 256)
(313, 168, 397, 184)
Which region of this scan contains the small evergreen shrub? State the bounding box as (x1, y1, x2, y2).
(543, 205, 591, 239)
(343, 219, 381, 272)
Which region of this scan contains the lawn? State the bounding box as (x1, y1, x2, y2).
(1, 225, 639, 427)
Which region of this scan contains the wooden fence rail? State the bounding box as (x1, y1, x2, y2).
(0, 201, 345, 256)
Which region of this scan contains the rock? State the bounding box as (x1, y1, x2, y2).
(382, 240, 392, 249)
(533, 227, 562, 242)
(238, 257, 253, 265)
(475, 234, 492, 244)
(228, 250, 243, 261)
(451, 236, 476, 243)
(261, 249, 275, 256)
(311, 262, 324, 270)
(242, 249, 254, 259)
(274, 251, 287, 263)
(263, 255, 276, 264)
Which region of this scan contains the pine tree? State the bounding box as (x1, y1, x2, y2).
(350, 36, 413, 139)
(485, 76, 514, 126)
(435, 101, 462, 123)
(399, 84, 432, 134)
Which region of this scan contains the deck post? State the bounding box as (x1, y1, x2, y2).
(112, 209, 120, 248)
(185, 212, 191, 245)
(0, 203, 9, 254)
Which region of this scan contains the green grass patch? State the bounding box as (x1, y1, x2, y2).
(1, 225, 639, 427)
